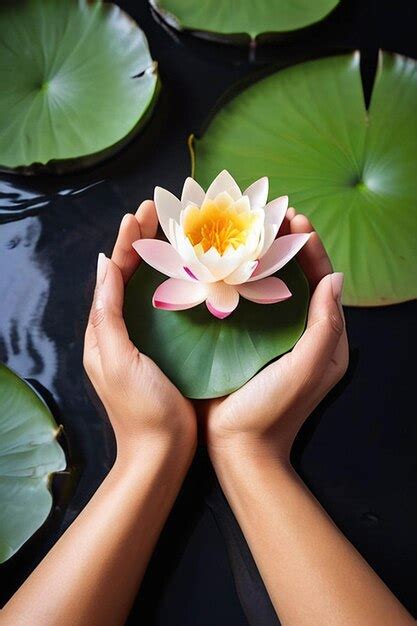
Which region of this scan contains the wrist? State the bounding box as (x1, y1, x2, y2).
(207, 432, 292, 474)
(209, 439, 298, 512)
(115, 425, 197, 476)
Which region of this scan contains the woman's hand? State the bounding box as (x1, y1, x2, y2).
(83, 200, 197, 462)
(200, 212, 413, 626)
(3, 201, 198, 626)
(200, 210, 348, 465)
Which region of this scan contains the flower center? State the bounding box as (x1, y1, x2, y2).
(184, 195, 256, 255)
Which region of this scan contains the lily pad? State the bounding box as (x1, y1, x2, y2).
(0, 363, 66, 563)
(150, 0, 340, 41)
(125, 260, 309, 399)
(193, 52, 417, 306)
(0, 0, 158, 174)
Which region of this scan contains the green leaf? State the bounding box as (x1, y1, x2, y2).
(0, 363, 66, 563)
(150, 0, 340, 40)
(193, 52, 417, 306)
(125, 261, 309, 399)
(0, 0, 158, 173)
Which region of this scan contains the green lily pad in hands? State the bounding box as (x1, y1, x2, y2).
(150, 0, 340, 41)
(0, 0, 158, 173)
(193, 52, 417, 306)
(125, 261, 309, 399)
(0, 363, 66, 563)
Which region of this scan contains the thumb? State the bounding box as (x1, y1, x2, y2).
(90, 253, 133, 367)
(291, 272, 345, 384)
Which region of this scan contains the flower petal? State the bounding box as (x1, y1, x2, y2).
(229, 195, 250, 213)
(248, 233, 311, 282)
(224, 260, 258, 285)
(206, 282, 239, 319)
(265, 195, 288, 229)
(205, 170, 241, 201)
(179, 203, 199, 229)
(154, 187, 182, 243)
(168, 217, 179, 250)
(133, 239, 188, 280)
(244, 177, 269, 208)
(237, 277, 291, 303)
(257, 196, 289, 257)
(153, 278, 207, 311)
(173, 224, 216, 282)
(258, 224, 279, 259)
(181, 177, 205, 208)
(200, 245, 249, 281)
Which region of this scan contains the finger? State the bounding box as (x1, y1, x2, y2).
(290, 212, 347, 363)
(111, 214, 142, 284)
(291, 272, 345, 384)
(135, 199, 158, 239)
(290, 213, 333, 290)
(322, 325, 349, 392)
(278, 215, 291, 236)
(84, 254, 108, 380)
(286, 207, 296, 220)
(278, 207, 297, 236)
(111, 201, 159, 285)
(90, 253, 134, 369)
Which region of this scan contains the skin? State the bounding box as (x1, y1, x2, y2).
(201, 210, 414, 626)
(1, 202, 413, 626)
(1, 202, 196, 626)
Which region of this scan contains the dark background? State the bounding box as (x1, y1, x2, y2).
(0, 0, 416, 624)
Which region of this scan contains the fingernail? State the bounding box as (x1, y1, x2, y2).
(96, 252, 108, 285)
(330, 272, 344, 301)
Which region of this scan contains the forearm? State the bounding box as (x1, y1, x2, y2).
(2, 434, 194, 626)
(212, 446, 413, 626)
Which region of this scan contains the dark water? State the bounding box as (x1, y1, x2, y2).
(1, 1, 416, 623)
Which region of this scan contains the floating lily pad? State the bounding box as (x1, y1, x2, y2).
(0, 0, 158, 174)
(150, 0, 340, 41)
(193, 52, 417, 306)
(0, 363, 66, 562)
(125, 261, 309, 399)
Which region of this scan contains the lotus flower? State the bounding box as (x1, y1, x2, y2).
(133, 171, 310, 319)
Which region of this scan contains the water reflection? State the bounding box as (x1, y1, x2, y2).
(0, 217, 58, 393)
(0, 177, 104, 222)
(0, 177, 123, 600)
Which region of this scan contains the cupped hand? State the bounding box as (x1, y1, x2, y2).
(83, 201, 196, 460)
(199, 210, 349, 464)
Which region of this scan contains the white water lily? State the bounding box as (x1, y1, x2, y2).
(133, 170, 310, 319)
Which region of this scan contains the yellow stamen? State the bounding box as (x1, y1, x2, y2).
(184, 196, 256, 255)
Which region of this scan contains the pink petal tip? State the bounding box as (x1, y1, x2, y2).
(206, 300, 233, 319)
